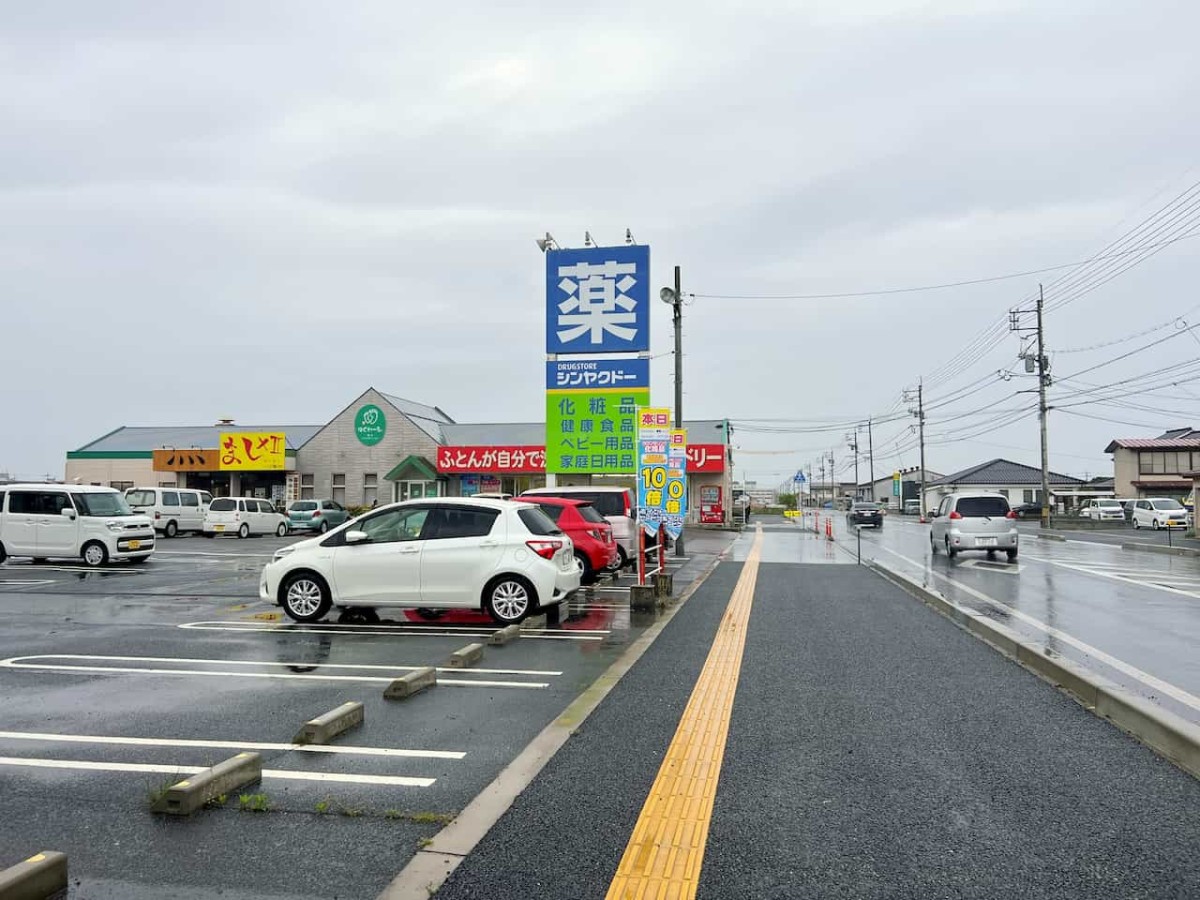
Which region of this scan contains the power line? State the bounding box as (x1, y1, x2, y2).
(689, 232, 1200, 301)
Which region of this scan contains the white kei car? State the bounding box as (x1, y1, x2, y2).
(260, 498, 581, 626)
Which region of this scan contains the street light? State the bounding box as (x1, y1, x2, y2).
(535, 232, 560, 253)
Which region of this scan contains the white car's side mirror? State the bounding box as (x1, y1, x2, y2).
(344, 530, 369, 545)
(61, 508, 77, 519)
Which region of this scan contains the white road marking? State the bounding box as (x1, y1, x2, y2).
(0, 565, 141, 575)
(0, 656, 549, 689)
(0, 730, 465, 760)
(877, 545, 1200, 713)
(0, 756, 434, 786)
(151, 550, 275, 559)
(0, 653, 560, 677)
(0, 581, 56, 588)
(178, 621, 605, 642)
(1023, 554, 1200, 600)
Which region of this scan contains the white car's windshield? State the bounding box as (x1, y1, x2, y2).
(73, 492, 134, 517)
(1151, 500, 1184, 510)
(1097, 500, 1121, 508)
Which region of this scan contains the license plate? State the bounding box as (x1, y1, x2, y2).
(128, 540, 140, 550)
(214, 525, 225, 532)
(979, 538, 998, 547)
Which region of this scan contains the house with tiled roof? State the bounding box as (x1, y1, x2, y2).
(928, 458, 1084, 510)
(1105, 427, 1200, 498)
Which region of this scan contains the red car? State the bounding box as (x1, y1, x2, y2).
(521, 497, 619, 583)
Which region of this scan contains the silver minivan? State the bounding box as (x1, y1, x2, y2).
(929, 491, 1018, 560)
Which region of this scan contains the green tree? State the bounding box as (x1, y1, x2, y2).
(778, 492, 798, 509)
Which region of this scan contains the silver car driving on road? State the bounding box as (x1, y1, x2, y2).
(929, 491, 1018, 561)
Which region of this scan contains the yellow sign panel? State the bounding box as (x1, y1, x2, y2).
(783, 510, 801, 518)
(219, 432, 286, 471)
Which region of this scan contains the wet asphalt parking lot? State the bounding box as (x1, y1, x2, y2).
(0, 529, 734, 899)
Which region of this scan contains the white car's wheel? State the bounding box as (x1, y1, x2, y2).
(1152, 519, 1160, 530)
(1133, 518, 1141, 529)
(82, 542, 108, 568)
(281, 573, 331, 622)
(486, 576, 535, 625)
(164, 520, 177, 538)
(276, 522, 288, 537)
(238, 523, 250, 539)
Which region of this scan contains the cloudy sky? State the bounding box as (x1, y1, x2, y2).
(5, 1, 1200, 488)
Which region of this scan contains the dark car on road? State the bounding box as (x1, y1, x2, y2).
(1012, 502, 1041, 519)
(847, 501, 883, 528)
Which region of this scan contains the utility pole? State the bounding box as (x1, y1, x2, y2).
(1010, 287, 1053, 527)
(846, 432, 860, 500)
(867, 418, 876, 502)
(1036, 284, 1051, 528)
(904, 382, 927, 515)
(661, 267, 686, 556)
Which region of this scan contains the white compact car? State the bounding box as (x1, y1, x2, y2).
(0, 484, 155, 566)
(1131, 498, 1188, 530)
(204, 497, 289, 538)
(929, 491, 1018, 560)
(260, 498, 581, 625)
(125, 486, 213, 537)
(1079, 498, 1125, 522)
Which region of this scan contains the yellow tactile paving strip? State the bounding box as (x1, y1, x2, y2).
(606, 524, 764, 900)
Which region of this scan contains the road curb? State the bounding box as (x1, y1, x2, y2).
(1121, 541, 1200, 558)
(0, 851, 67, 900)
(1035, 532, 1067, 542)
(377, 549, 728, 900)
(868, 561, 1200, 782)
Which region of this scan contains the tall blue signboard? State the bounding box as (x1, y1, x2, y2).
(545, 245, 651, 354)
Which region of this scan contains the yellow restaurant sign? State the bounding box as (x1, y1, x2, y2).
(218, 432, 286, 471)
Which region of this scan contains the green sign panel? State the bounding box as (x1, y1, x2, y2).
(546, 389, 649, 474)
(354, 404, 386, 446)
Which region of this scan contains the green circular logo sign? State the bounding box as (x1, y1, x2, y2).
(354, 404, 386, 446)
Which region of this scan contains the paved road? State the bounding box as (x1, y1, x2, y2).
(0, 529, 735, 899)
(837, 514, 1200, 726)
(433, 524, 1200, 899)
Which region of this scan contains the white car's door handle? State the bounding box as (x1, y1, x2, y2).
(399, 545, 420, 554)
(480, 540, 500, 547)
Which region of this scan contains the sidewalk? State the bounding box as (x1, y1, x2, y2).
(430, 530, 1200, 899)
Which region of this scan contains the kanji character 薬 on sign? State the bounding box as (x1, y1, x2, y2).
(545, 246, 650, 354)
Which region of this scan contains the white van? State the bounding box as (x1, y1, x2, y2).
(519, 486, 637, 568)
(203, 497, 289, 538)
(0, 484, 155, 566)
(125, 487, 212, 537)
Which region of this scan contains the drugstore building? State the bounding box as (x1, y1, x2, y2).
(65, 388, 735, 523)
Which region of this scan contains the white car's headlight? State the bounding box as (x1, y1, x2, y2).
(272, 547, 296, 563)
(105, 521, 124, 532)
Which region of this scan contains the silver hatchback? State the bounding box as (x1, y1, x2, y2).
(929, 492, 1018, 560)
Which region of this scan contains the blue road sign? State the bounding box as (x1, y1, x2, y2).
(546, 245, 650, 354)
(546, 357, 650, 391)
(793, 471, 807, 483)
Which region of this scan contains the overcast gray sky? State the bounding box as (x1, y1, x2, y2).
(4, 1, 1199, 487)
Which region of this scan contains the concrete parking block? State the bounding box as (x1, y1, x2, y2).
(447, 644, 484, 669)
(384, 667, 437, 700)
(293, 701, 364, 745)
(152, 753, 262, 816)
(654, 573, 674, 598)
(0, 850, 67, 900)
(488, 625, 522, 646)
(630, 585, 659, 611)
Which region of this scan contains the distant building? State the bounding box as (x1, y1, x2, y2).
(860, 466, 945, 510)
(928, 458, 1084, 511)
(1106, 427, 1200, 498)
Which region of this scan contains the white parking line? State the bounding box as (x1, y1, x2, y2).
(0, 756, 434, 786)
(0, 654, 560, 678)
(0, 730, 465, 760)
(877, 545, 1200, 713)
(0, 581, 56, 588)
(0, 656, 549, 689)
(0, 565, 141, 575)
(178, 621, 605, 642)
(151, 550, 275, 559)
